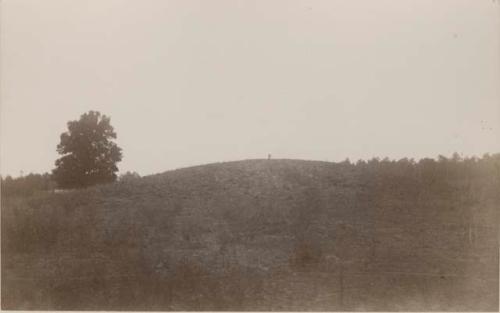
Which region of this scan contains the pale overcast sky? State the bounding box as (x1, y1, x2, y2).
(1, 0, 499, 177)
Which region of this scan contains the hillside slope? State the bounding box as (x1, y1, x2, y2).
(2, 158, 499, 310)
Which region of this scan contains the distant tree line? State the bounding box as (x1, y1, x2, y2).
(1, 173, 56, 198)
(1, 171, 141, 198)
(353, 153, 500, 184)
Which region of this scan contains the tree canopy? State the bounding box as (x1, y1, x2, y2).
(52, 111, 122, 188)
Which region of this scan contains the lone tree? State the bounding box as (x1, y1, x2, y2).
(52, 111, 122, 188)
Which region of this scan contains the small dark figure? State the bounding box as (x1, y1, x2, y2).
(268, 154, 271, 160)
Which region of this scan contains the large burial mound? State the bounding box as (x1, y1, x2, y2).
(2, 159, 498, 310)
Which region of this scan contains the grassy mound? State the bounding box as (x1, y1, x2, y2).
(2, 158, 498, 310)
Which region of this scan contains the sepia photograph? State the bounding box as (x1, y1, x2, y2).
(1, 0, 499, 311)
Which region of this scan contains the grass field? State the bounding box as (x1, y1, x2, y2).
(1, 158, 498, 310)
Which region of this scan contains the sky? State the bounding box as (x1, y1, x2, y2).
(1, 0, 499, 177)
